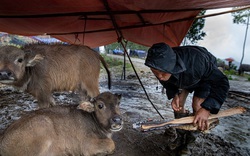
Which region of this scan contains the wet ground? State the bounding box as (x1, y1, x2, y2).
(0, 57, 250, 156)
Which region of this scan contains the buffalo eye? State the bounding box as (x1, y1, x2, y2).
(17, 58, 23, 63)
(98, 103, 104, 109)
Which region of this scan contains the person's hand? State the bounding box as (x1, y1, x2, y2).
(193, 108, 210, 131)
(171, 94, 182, 112)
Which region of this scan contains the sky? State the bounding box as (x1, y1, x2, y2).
(197, 8, 250, 65)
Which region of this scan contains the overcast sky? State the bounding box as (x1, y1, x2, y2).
(197, 8, 250, 65)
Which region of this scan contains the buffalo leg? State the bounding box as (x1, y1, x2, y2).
(78, 86, 91, 102)
(36, 94, 55, 108)
(88, 138, 115, 156)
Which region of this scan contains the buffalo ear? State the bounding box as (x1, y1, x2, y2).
(77, 101, 94, 113)
(115, 93, 122, 100)
(114, 93, 122, 105)
(26, 54, 44, 67)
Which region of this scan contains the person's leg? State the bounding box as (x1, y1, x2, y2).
(170, 90, 192, 154)
(173, 95, 205, 155)
(175, 84, 209, 155)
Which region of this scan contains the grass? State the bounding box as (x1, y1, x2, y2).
(224, 69, 250, 81)
(224, 69, 237, 76)
(100, 54, 133, 73)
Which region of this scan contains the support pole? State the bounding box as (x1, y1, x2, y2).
(120, 40, 164, 119)
(121, 40, 128, 80)
(103, 0, 164, 119)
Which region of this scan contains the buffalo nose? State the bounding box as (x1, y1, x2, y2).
(112, 116, 122, 124)
(0, 70, 14, 79)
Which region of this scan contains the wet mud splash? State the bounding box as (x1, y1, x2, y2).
(0, 71, 250, 156)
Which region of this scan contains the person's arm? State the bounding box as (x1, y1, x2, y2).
(192, 64, 229, 131)
(200, 69, 230, 114)
(193, 107, 210, 131)
(160, 81, 179, 100)
(189, 49, 229, 114)
(171, 89, 189, 113)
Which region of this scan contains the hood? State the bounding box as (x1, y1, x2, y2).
(145, 42, 186, 74)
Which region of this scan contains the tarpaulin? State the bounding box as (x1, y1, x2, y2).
(0, 0, 249, 47)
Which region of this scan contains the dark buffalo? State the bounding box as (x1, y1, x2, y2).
(0, 92, 123, 156)
(238, 64, 250, 75)
(0, 44, 111, 108)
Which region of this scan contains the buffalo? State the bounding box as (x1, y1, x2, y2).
(0, 44, 111, 108)
(238, 64, 250, 75)
(0, 92, 122, 156)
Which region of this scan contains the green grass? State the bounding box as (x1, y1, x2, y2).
(223, 69, 250, 81)
(224, 69, 237, 76)
(101, 54, 132, 71)
(223, 69, 236, 80)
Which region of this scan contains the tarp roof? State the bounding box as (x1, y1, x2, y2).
(0, 0, 250, 48)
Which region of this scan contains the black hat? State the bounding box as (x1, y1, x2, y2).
(145, 42, 185, 74)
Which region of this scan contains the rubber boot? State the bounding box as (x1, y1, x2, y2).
(174, 111, 190, 144)
(164, 111, 191, 150)
(174, 111, 197, 156)
(174, 110, 191, 119)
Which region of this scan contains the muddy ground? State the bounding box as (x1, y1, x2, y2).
(0, 56, 249, 156)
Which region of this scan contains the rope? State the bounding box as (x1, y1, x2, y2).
(103, 0, 164, 119)
(119, 40, 164, 119)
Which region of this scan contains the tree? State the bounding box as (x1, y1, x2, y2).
(231, 8, 250, 67)
(183, 10, 206, 45)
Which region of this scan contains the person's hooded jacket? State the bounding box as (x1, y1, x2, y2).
(145, 43, 229, 114)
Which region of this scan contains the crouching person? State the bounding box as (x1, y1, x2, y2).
(0, 92, 123, 156)
(145, 43, 230, 153)
(145, 43, 229, 131)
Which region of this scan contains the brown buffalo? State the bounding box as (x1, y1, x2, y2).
(0, 92, 123, 156)
(0, 44, 111, 108)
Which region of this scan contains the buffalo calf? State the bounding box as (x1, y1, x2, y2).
(0, 44, 111, 108)
(0, 92, 123, 156)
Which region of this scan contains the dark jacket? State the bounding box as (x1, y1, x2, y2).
(146, 43, 229, 114)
